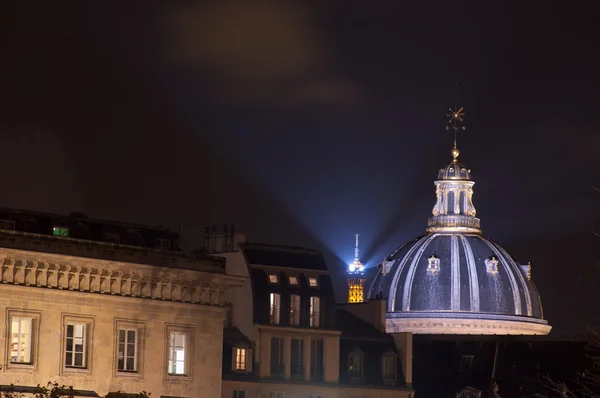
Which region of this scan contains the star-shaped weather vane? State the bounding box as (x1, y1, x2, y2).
(445, 105, 466, 150)
(446, 106, 466, 131)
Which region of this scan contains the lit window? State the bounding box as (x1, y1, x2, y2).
(268, 273, 279, 284)
(459, 355, 474, 371)
(308, 277, 319, 287)
(117, 329, 138, 372)
(290, 295, 301, 326)
(53, 226, 69, 237)
(309, 296, 320, 327)
(10, 317, 33, 364)
(382, 353, 396, 382)
(235, 348, 247, 371)
(233, 391, 247, 398)
(348, 350, 363, 382)
(288, 275, 299, 286)
(168, 332, 187, 375)
(65, 324, 87, 368)
(269, 293, 281, 324)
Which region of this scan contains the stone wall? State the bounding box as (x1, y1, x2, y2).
(0, 284, 226, 397)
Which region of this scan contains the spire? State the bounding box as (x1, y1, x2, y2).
(347, 233, 366, 303)
(348, 233, 364, 273)
(427, 106, 481, 234)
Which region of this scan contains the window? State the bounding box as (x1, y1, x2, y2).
(268, 273, 279, 284)
(457, 387, 481, 398)
(270, 337, 284, 378)
(269, 293, 281, 324)
(348, 350, 363, 382)
(233, 391, 247, 398)
(310, 339, 324, 382)
(459, 355, 474, 371)
(309, 296, 320, 327)
(593, 357, 600, 371)
(290, 295, 301, 326)
(61, 315, 93, 374)
(270, 393, 284, 398)
(288, 275, 299, 286)
(117, 329, 138, 372)
(53, 226, 69, 237)
(165, 325, 194, 379)
(235, 348, 247, 371)
(168, 332, 187, 375)
(0, 220, 15, 230)
(155, 238, 171, 250)
(65, 323, 87, 368)
(115, 320, 145, 377)
(290, 338, 304, 379)
(382, 353, 396, 382)
(10, 317, 33, 364)
(308, 277, 319, 287)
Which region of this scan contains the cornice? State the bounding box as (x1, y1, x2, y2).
(0, 248, 243, 307)
(386, 317, 552, 335)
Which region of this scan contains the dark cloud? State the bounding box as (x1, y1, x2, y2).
(165, 2, 360, 107)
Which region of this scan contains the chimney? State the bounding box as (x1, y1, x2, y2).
(204, 227, 210, 253)
(211, 226, 217, 253)
(230, 225, 235, 251)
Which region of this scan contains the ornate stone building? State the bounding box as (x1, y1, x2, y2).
(367, 110, 551, 336)
(206, 228, 414, 398)
(0, 209, 242, 397)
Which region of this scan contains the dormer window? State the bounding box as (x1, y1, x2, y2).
(0, 220, 15, 231)
(268, 273, 279, 284)
(427, 255, 440, 273)
(233, 347, 252, 372)
(288, 275, 299, 286)
(485, 256, 499, 275)
(155, 238, 171, 250)
(459, 355, 474, 371)
(52, 226, 69, 237)
(308, 277, 319, 288)
(348, 348, 364, 382)
(269, 293, 281, 324)
(382, 352, 396, 383)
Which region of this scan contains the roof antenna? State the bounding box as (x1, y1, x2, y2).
(445, 82, 466, 163)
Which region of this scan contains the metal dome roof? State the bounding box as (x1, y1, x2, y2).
(366, 136, 551, 335)
(368, 233, 549, 334)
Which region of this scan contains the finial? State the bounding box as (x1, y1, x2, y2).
(446, 105, 466, 162)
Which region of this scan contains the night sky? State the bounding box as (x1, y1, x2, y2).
(4, 2, 600, 335)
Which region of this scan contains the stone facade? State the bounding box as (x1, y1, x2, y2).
(0, 230, 242, 397)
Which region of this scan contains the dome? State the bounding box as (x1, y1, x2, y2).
(438, 161, 471, 180)
(367, 144, 551, 335)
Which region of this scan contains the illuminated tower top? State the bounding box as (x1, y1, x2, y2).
(347, 234, 366, 303)
(348, 233, 364, 274)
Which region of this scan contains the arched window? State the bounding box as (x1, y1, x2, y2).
(456, 387, 481, 398)
(348, 348, 363, 382)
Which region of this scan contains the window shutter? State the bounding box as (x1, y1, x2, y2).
(231, 347, 237, 371)
(246, 348, 253, 372)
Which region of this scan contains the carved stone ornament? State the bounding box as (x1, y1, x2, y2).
(427, 255, 440, 273)
(485, 256, 499, 275)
